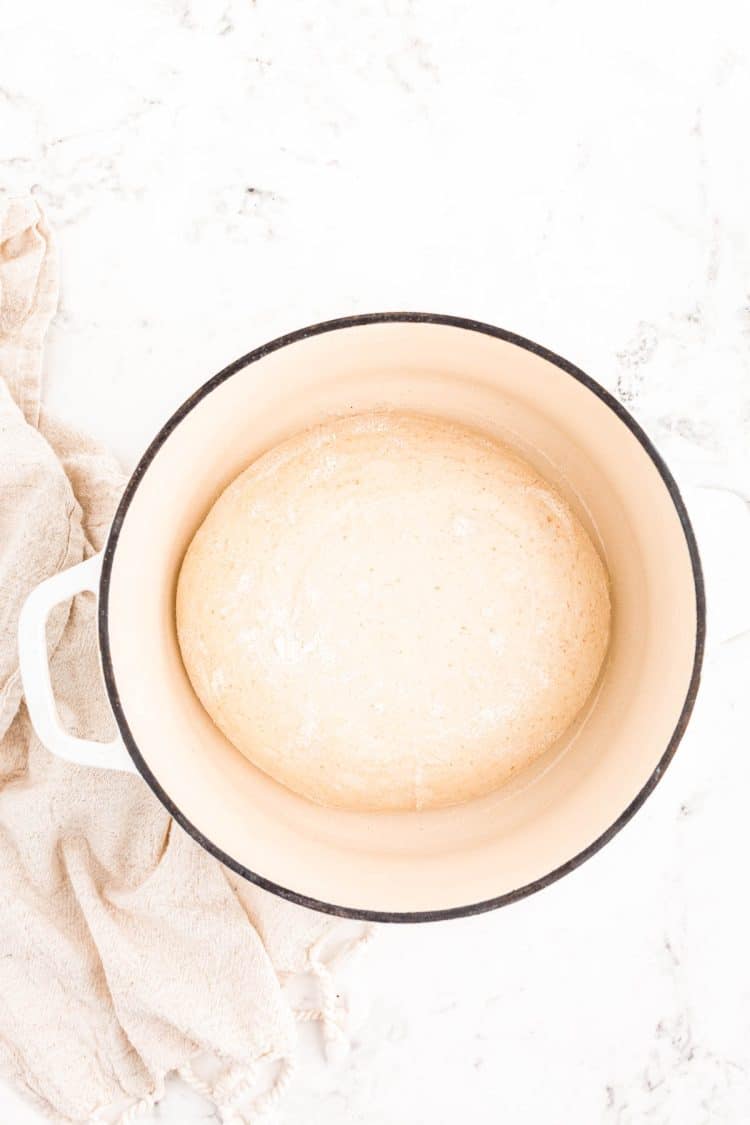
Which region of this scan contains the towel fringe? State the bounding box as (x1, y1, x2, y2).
(90, 1074, 166, 1124)
(92, 924, 374, 1124)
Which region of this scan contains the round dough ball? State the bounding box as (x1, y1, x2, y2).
(176, 412, 610, 811)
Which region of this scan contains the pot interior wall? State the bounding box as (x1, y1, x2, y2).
(104, 321, 699, 915)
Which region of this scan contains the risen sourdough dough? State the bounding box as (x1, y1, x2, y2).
(177, 413, 610, 811)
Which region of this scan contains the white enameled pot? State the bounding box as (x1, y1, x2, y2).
(18, 314, 712, 921)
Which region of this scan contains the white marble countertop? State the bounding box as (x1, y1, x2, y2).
(2, 1, 750, 1122)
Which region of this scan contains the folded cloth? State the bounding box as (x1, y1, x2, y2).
(0, 194, 370, 1124)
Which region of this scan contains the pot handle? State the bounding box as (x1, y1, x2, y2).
(17, 552, 137, 772)
(686, 485, 750, 654)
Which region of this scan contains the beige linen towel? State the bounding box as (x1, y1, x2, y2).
(0, 195, 370, 1124)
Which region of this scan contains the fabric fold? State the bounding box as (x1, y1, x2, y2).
(0, 195, 358, 1124)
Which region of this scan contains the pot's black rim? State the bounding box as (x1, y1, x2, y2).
(98, 312, 706, 923)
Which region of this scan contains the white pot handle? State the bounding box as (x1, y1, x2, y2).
(17, 552, 136, 772)
(685, 485, 750, 655)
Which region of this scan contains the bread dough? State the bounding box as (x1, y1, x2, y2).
(176, 412, 610, 811)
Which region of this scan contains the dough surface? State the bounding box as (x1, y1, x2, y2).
(176, 412, 610, 811)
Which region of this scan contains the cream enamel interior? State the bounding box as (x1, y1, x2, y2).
(104, 321, 699, 915)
